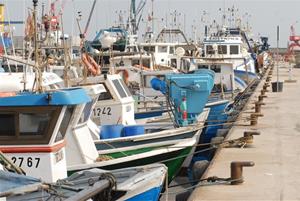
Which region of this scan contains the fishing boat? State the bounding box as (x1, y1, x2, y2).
(65, 71, 214, 182)
(0, 163, 167, 201)
(186, 60, 247, 143)
(202, 27, 258, 84)
(0, 84, 167, 201)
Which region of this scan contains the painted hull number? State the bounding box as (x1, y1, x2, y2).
(11, 157, 40, 168)
(93, 107, 112, 117)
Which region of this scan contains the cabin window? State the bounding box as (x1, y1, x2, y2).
(142, 59, 150, 68)
(198, 65, 209, 69)
(19, 112, 52, 136)
(143, 46, 155, 53)
(230, 45, 239, 54)
(127, 46, 137, 52)
(55, 106, 74, 142)
(158, 46, 168, 53)
(210, 65, 221, 73)
(98, 84, 113, 101)
(79, 101, 94, 124)
(132, 59, 140, 66)
(169, 47, 175, 54)
(119, 79, 132, 96)
(171, 59, 177, 68)
(0, 114, 15, 136)
(2, 64, 24, 72)
(218, 45, 227, 54)
(112, 79, 127, 98)
(206, 45, 215, 54)
(0, 106, 61, 145)
(180, 59, 190, 72)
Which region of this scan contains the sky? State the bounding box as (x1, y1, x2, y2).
(1, 0, 300, 48)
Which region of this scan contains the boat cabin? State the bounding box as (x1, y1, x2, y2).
(0, 88, 91, 182)
(111, 54, 154, 70)
(193, 60, 235, 92)
(71, 74, 136, 127)
(139, 42, 185, 67)
(65, 84, 108, 167)
(203, 36, 243, 59)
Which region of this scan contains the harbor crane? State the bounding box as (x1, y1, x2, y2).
(285, 24, 300, 64)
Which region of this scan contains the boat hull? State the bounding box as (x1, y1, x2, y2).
(69, 140, 193, 182)
(68, 126, 201, 182)
(201, 99, 230, 143)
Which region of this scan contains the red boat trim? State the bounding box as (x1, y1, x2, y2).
(0, 140, 66, 153)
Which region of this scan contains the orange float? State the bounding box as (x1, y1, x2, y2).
(82, 53, 101, 76)
(116, 69, 129, 84)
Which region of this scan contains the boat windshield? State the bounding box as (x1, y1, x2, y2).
(230, 45, 239, 54)
(142, 46, 155, 53)
(0, 106, 62, 145)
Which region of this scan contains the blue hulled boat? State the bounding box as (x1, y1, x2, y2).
(0, 86, 167, 201)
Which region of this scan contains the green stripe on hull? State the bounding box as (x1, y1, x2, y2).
(68, 146, 193, 182)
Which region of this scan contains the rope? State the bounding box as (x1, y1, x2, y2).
(0, 151, 26, 175)
(161, 177, 243, 195)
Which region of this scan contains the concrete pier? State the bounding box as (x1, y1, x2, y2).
(190, 63, 300, 200)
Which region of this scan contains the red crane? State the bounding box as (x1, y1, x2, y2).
(285, 24, 300, 61)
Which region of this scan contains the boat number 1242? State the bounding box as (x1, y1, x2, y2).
(11, 157, 40, 168)
(93, 107, 112, 116)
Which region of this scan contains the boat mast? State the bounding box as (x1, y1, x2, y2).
(130, 0, 137, 34)
(33, 0, 43, 92)
(151, 0, 154, 34)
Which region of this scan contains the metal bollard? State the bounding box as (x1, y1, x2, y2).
(231, 161, 255, 185)
(255, 101, 265, 113)
(263, 84, 270, 90)
(261, 89, 267, 96)
(244, 131, 261, 144)
(250, 113, 263, 126)
(258, 95, 267, 102)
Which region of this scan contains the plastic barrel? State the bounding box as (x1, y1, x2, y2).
(122, 125, 145, 137)
(100, 124, 124, 139)
(150, 78, 167, 94)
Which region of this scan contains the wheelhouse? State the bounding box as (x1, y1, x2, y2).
(203, 37, 242, 58)
(0, 88, 91, 182)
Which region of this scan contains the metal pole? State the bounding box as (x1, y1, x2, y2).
(33, 0, 42, 92)
(277, 25, 279, 91)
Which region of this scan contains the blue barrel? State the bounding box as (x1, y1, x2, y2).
(100, 125, 124, 139)
(122, 125, 145, 137)
(150, 78, 167, 94)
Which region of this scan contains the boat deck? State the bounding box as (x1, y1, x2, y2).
(190, 62, 300, 200)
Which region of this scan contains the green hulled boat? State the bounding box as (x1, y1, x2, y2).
(68, 123, 205, 182)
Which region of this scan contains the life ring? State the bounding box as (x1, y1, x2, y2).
(0, 92, 16, 98)
(116, 69, 129, 84)
(82, 53, 101, 76)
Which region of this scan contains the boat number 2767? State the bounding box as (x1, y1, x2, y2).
(93, 107, 112, 116)
(11, 157, 40, 168)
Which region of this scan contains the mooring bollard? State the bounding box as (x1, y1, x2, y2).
(258, 95, 267, 102)
(263, 83, 270, 89)
(230, 161, 255, 185)
(243, 131, 261, 144)
(255, 101, 265, 113)
(250, 113, 263, 126)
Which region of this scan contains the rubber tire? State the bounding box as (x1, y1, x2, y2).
(192, 160, 209, 181)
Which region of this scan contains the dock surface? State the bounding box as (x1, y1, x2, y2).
(190, 63, 300, 201)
